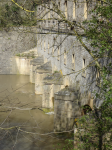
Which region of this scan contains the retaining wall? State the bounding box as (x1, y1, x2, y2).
(0, 27, 37, 74)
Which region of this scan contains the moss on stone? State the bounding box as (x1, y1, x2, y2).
(16, 53, 21, 57)
(41, 108, 54, 113)
(54, 70, 59, 73)
(15, 51, 35, 58)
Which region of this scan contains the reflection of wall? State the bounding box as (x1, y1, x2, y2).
(0, 27, 37, 74)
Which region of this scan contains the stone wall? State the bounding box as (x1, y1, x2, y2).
(0, 27, 37, 74)
(37, 0, 96, 29)
(36, 0, 100, 133)
(54, 86, 81, 132)
(37, 30, 97, 107)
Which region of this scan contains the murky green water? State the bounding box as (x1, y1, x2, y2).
(0, 75, 66, 150)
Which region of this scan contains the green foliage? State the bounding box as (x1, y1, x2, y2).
(0, 3, 22, 28)
(83, 2, 112, 60)
(55, 138, 74, 150)
(75, 1, 112, 150)
(15, 53, 21, 57)
(56, 0, 112, 149)
(54, 71, 59, 73)
(0, 2, 37, 29)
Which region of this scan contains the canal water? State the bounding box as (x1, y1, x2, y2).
(0, 75, 69, 150)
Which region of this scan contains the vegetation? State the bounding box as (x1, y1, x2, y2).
(0, 1, 37, 28)
(15, 51, 35, 58)
(55, 1, 111, 147)
(54, 71, 59, 73)
(0, 0, 111, 149)
(74, 0, 112, 149)
(51, 0, 112, 149)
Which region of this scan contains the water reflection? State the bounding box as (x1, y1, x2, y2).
(0, 75, 65, 150)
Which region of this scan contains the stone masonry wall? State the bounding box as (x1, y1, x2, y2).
(36, 0, 98, 107)
(37, 28, 98, 107)
(0, 27, 37, 74)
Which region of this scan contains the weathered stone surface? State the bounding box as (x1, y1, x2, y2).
(0, 27, 37, 74)
(36, 61, 52, 73)
(30, 56, 44, 65)
(36, 30, 97, 108)
(54, 86, 79, 101)
(42, 84, 54, 108)
(54, 86, 81, 132)
(43, 72, 63, 85)
(35, 61, 52, 94)
(30, 56, 44, 83)
(42, 72, 64, 109)
(10, 56, 32, 75)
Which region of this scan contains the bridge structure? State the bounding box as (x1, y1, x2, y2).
(10, 0, 104, 132)
(36, 0, 99, 131)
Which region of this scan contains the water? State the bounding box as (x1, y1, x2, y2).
(0, 75, 67, 150)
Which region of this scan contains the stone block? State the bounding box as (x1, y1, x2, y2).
(35, 61, 52, 94)
(30, 65, 37, 83)
(35, 73, 46, 94)
(42, 84, 54, 108)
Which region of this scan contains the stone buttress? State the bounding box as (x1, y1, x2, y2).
(42, 72, 64, 109)
(54, 86, 81, 132)
(35, 61, 52, 94)
(30, 56, 44, 83)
